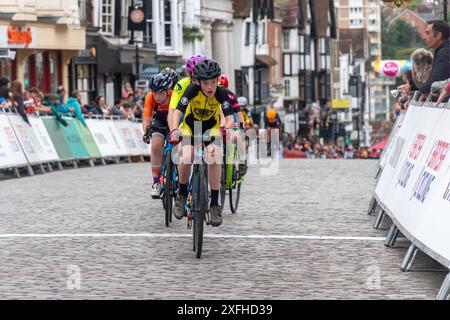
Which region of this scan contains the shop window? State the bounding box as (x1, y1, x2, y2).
(75, 64, 97, 103)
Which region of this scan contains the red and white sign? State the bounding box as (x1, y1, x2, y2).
(382, 61, 400, 78)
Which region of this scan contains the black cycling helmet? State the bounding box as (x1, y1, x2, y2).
(192, 59, 221, 81)
(161, 67, 179, 88)
(149, 72, 172, 92)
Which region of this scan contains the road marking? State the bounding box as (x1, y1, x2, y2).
(0, 233, 408, 242)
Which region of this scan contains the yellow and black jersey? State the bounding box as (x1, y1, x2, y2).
(169, 77, 191, 110)
(176, 84, 234, 136)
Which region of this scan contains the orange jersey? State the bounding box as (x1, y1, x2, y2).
(143, 90, 173, 119)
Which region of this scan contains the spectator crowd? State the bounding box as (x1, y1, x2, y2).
(394, 20, 450, 116)
(0, 78, 145, 128)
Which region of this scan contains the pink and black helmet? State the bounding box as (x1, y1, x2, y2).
(186, 55, 208, 73)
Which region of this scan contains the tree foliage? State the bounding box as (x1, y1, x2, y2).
(381, 12, 424, 60)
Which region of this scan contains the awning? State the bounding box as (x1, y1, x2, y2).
(369, 136, 388, 151)
(256, 54, 277, 66)
(96, 36, 156, 74)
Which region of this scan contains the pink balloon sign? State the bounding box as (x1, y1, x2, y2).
(382, 61, 400, 78)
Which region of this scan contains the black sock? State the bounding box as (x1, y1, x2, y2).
(210, 189, 219, 207)
(179, 183, 188, 196)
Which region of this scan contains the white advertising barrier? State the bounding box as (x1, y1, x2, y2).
(27, 116, 60, 162)
(0, 113, 28, 169)
(379, 112, 406, 170)
(130, 121, 150, 156)
(113, 120, 142, 156)
(374, 104, 450, 268)
(7, 113, 42, 165)
(85, 119, 126, 157)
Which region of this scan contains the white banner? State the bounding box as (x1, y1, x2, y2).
(85, 119, 126, 157)
(113, 120, 142, 156)
(28, 116, 60, 162)
(7, 114, 41, 165)
(375, 104, 450, 267)
(0, 113, 28, 168)
(130, 121, 150, 156)
(379, 112, 405, 169)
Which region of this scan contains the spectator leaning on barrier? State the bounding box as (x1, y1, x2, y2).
(122, 102, 135, 121)
(57, 85, 66, 105)
(42, 94, 69, 127)
(10, 80, 30, 126)
(411, 48, 433, 88)
(65, 90, 87, 127)
(96, 96, 111, 116)
(0, 76, 10, 100)
(110, 99, 125, 117)
(29, 87, 51, 113)
(436, 81, 450, 105)
(419, 20, 450, 100)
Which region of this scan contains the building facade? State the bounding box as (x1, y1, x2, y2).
(72, 0, 184, 106)
(278, 0, 337, 140)
(0, 0, 85, 99)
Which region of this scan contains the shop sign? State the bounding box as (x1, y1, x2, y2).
(0, 26, 36, 48)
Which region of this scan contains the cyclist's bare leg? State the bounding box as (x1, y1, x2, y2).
(206, 142, 223, 225)
(151, 134, 164, 180)
(231, 130, 247, 175)
(178, 144, 194, 185)
(205, 143, 221, 190)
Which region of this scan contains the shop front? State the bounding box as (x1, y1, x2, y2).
(0, 21, 85, 98)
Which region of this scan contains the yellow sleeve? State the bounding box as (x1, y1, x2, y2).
(169, 77, 191, 110)
(243, 111, 250, 124)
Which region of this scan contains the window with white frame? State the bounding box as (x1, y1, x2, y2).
(163, 0, 172, 47)
(283, 30, 289, 50)
(145, 1, 154, 43)
(101, 0, 114, 35)
(121, 0, 131, 37)
(285, 79, 290, 97)
(79, 0, 86, 22)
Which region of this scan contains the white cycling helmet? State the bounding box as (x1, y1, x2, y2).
(237, 96, 248, 106)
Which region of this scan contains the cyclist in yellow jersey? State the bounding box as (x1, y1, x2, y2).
(169, 59, 234, 227)
(168, 55, 208, 131)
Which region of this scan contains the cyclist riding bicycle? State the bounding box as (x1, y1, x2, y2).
(161, 67, 179, 90)
(264, 107, 283, 151)
(169, 59, 235, 227)
(218, 74, 248, 176)
(237, 96, 253, 130)
(143, 72, 173, 198)
(168, 55, 208, 131)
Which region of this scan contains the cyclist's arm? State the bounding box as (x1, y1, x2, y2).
(236, 111, 244, 127)
(143, 93, 153, 131)
(168, 80, 185, 130)
(215, 87, 234, 129)
(219, 109, 226, 128)
(168, 108, 177, 131)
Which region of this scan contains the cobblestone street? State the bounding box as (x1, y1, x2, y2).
(0, 159, 446, 299)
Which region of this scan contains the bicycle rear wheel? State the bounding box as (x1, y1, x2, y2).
(164, 151, 173, 227)
(193, 164, 207, 258)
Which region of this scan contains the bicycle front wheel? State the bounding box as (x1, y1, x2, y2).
(219, 162, 227, 212)
(193, 164, 207, 258)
